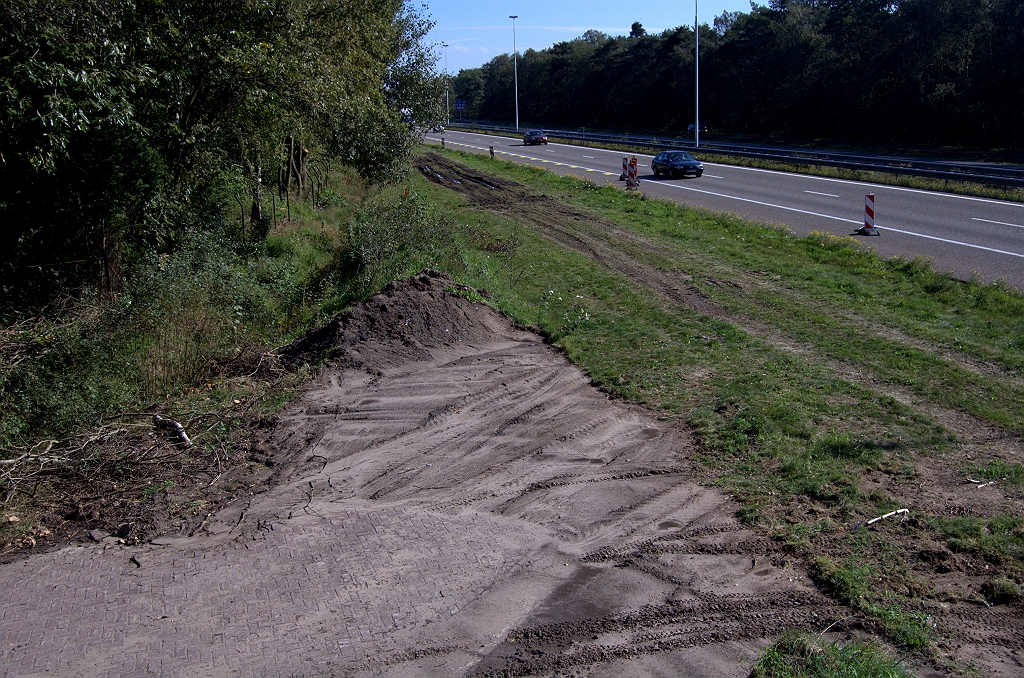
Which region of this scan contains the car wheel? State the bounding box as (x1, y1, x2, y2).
(669, 168, 676, 179)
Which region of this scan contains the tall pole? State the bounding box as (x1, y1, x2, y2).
(510, 15, 519, 130)
(442, 42, 450, 126)
(695, 0, 700, 149)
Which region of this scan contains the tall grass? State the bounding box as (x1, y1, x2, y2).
(0, 183, 461, 451)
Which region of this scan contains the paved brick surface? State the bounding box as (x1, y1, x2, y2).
(0, 505, 528, 677)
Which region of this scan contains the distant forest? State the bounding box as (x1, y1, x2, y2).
(451, 0, 1024, 149)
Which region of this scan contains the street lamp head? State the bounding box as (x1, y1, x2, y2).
(510, 15, 517, 19)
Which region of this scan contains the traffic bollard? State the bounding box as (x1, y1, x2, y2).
(857, 193, 879, 236)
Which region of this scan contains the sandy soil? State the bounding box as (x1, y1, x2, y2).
(234, 271, 848, 676)
(0, 271, 855, 677)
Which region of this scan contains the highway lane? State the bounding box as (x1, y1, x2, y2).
(426, 130, 1024, 289)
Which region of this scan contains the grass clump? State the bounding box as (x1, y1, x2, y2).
(751, 630, 915, 678)
(929, 515, 1024, 567)
(816, 557, 932, 649)
(968, 459, 1024, 484)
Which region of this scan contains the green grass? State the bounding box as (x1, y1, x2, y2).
(413, 148, 1024, 651)
(751, 630, 916, 678)
(969, 460, 1024, 484)
(816, 555, 932, 649)
(930, 515, 1024, 568)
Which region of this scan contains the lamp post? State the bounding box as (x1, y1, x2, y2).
(510, 15, 519, 130)
(442, 42, 450, 126)
(695, 0, 700, 149)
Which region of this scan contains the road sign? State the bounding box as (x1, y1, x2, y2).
(455, 100, 466, 111)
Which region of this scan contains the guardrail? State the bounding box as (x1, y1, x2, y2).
(446, 123, 1024, 189)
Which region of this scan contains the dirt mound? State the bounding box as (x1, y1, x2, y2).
(281, 269, 511, 369)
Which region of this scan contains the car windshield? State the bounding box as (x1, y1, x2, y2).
(666, 152, 694, 162)
(527, 130, 543, 135)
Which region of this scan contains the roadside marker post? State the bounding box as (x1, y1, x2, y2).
(620, 157, 628, 181)
(441, 137, 445, 149)
(857, 193, 880, 236)
(489, 145, 495, 159)
(626, 156, 639, 190)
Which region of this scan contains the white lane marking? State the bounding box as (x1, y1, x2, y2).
(649, 179, 1024, 259)
(704, 174, 724, 179)
(429, 137, 1024, 259)
(433, 138, 618, 177)
(582, 155, 595, 159)
(972, 217, 1024, 229)
(451, 130, 1024, 208)
(805, 190, 840, 198)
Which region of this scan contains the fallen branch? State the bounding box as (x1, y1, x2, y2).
(153, 415, 192, 446)
(867, 508, 909, 526)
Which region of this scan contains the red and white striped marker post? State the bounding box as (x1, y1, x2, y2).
(857, 193, 879, 236)
(626, 156, 639, 190)
(620, 157, 628, 181)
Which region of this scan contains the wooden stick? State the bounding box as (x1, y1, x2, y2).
(867, 508, 909, 525)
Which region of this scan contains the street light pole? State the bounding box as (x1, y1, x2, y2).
(695, 0, 700, 149)
(510, 15, 519, 131)
(442, 42, 450, 126)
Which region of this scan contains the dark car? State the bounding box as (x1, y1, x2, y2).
(651, 150, 703, 178)
(523, 130, 548, 145)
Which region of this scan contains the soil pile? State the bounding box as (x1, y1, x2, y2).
(281, 269, 509, 369)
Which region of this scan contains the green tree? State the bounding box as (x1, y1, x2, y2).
(0, 0, 443, 307)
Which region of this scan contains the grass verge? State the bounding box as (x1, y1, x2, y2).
(413, 147, 1024, 656)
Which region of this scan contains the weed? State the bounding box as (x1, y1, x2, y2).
(930, 515, 1024, 566)
(969, 459, 1024, 484)
(751, 629, 915, 678)
(816, 557, 932, 648)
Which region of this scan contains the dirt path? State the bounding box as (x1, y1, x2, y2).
(0, 272, 849, 677)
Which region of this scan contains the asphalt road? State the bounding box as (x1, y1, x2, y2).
(426, 130, 1024, 290)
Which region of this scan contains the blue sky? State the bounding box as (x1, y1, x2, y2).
(422, 1, 756, 74)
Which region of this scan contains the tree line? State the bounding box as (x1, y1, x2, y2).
(452, 0, 1023, 150)
(1, 0, 443, 306)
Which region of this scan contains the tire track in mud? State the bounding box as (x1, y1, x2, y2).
(470, 591, 848, 677)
